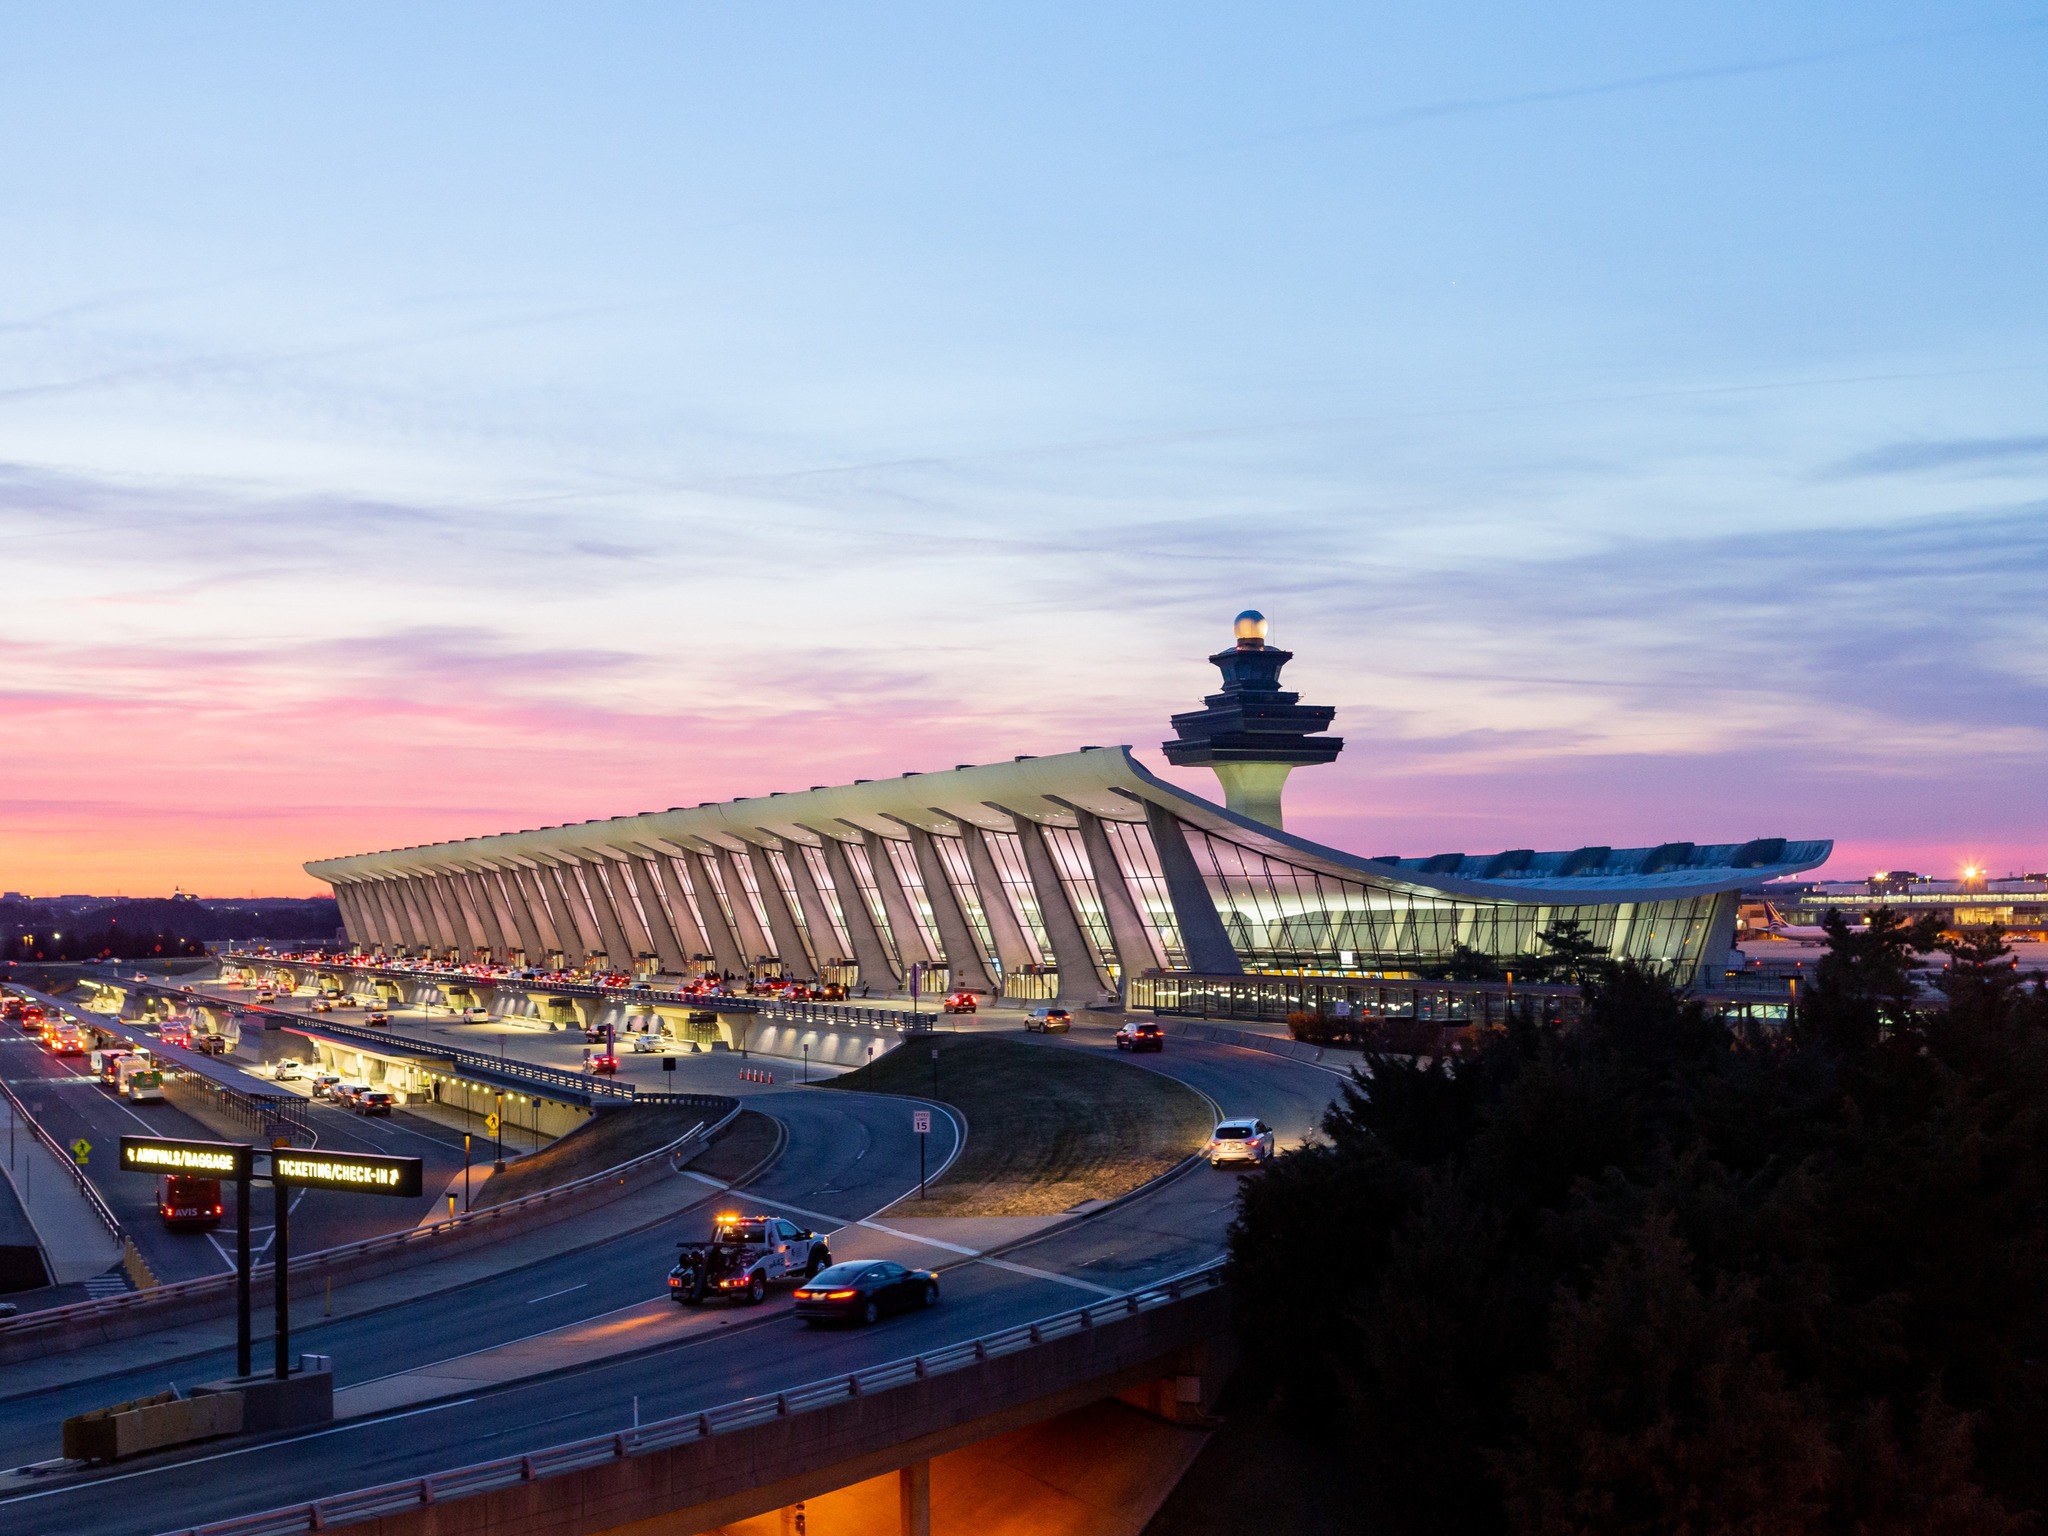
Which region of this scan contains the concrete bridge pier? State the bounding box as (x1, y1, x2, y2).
(899, 1460, 931, 1536)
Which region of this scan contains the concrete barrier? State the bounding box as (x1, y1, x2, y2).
(63, 1389, 244, 1463)
(1162, 1016, 1356, 1068)
(168, 1263, 1230, 1536)
(0, 1100, 737, 1367)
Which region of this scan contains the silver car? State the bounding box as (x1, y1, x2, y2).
(1207, 1117, 1276, 1166)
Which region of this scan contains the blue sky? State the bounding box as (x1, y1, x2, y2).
(0, 3, 2043, 892)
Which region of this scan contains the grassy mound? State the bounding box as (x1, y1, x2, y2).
(476, 1104, 718, 1208)
(686, 1109, 783, 1185)
(826, 1034, 1211, 1216)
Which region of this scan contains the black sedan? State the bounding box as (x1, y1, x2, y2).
(793, 1261, 939, 1325)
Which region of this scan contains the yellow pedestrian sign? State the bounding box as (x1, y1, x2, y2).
(71, 1138, 91, 1165)
(484, 1113, 500, 1133)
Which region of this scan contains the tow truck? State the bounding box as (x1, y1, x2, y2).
(669, 1214, 833, 1306)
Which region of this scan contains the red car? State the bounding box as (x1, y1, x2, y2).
(942, 991, 977, 1014)
(590, 1053, 620, 1075)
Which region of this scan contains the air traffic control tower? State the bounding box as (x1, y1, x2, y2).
(1161, 610, 1343, 830)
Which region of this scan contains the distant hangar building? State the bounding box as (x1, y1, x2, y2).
(308, 614, 1830, 1008)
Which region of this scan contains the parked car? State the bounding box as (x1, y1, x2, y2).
(942, 991, 978, 1014)
(793, 1261, 940, 1325)
(1115, 1021, 1165, 1052)
(1205, 1117, 1276, 1167)
(1024, 1007, 1072, 1033)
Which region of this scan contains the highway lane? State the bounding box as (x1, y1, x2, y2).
(1, 1258, 1091, 1536)
(0, 1084, 960, 1467)
(0, 999, 1333, 1531)
(2, 996, 477, 1286)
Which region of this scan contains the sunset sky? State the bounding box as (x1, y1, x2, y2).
(3, 4, 2045, 896)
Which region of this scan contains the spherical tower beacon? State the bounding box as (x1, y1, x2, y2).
(1161, 611, 1343, 829)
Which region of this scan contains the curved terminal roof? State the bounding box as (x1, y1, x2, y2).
(307, 747, 1829, 906)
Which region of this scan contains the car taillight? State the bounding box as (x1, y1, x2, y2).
(825, 1289, 858, 1300)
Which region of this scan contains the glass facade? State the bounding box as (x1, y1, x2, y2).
(980, 829, 1052, 965)
(1042, 825, 1119, 980)
(1180, 822, 1723, 978)
(659, 855, 714, 960)
(931, 834, 1000, 973)
(1102, 818, 1187, 969)
(693, 852, 743, 951)
(882, 837, 946, 960)
(725, 849, 776, 954)
(798, 843, 855, 960)
(763, 848, 818, 968)
(839, 840, 901, 966)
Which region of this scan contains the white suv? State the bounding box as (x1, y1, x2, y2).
(1206, 1118, 1276, 1166)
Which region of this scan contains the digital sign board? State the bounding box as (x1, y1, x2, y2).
(120, 1136, 253, 1179)
(270, 1148, 423, 1197)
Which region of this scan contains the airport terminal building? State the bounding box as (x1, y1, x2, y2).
(308, 616, 1829, 1008)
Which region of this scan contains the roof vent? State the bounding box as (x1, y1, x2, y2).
(1731, 837, 1788, 869)
(1371, 855, 1402, 865)
(1420, 853, 1466, 874)
(1014, 755, 1037, 761)
(1079, 745, 1101, 751)
(902, 771, 921, 778)
(1481, 849, 1535, 879)
(956, 765, 974, 770)
(854, 779, 872, 784)
(1640, 842, 1696, 875)
(1556, 846, 1612, 877)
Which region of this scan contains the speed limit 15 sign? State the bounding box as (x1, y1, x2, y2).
(912, 1110, 932, 1135)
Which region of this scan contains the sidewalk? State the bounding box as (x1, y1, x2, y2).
(0, 1094, 121, 1286)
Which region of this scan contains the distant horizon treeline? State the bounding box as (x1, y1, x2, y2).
(0, 895, 341, 962)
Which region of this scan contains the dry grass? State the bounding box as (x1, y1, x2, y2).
(826, 1034, 1211, 1216)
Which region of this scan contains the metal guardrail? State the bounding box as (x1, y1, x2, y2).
(0, 1072, 124, 1244)
(756, 999, 943, 1032)
(223, 954, 769, 1013)
(162, 1258, 1227, 1536)
(257, 1014, 639, 1104)
(163, 1070, 312, 1142)
(0, 1097, 738, 1345)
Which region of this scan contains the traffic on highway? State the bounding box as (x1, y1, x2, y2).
(0, 965, 1347, 1536)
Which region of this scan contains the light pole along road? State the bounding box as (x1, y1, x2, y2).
(0, 1019, 1346, 1536)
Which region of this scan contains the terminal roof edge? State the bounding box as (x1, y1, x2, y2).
(305, 746, 1830, 906)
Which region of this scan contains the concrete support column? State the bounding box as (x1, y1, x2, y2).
(561, 861, 629, 967)
(1012, 818, 1110, 1003)
(961, 824, 1035, 979)
(395, 878, 437, 953)
(459, 871, 511, 956)
(863, 832, 937, 970)
(1077, 809, 1167, 995)
(542, 861, 607, 963)
(331, 884, 372, 948)
(439, 874, 490, 953)
(899, 1459, 931, 1536)
(749, 846, 818, 980)
(1143, 801, 1243, 975)
(370, 884, 409, 958)
(510, 865, 565, 959)
(909, 828, 997, 995)
(815, 831, 900, 989)
(715, 847, 776, 970)
(585, 854, 655, 968)
(785, 843, 851, 974)
(417, 875, 463, 954)
(659, 860, 724, 966)
(626, 857, 692, 974)
(689, 852, 749, 976)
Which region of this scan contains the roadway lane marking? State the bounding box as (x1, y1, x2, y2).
(974, 1258, 1122, 1295)
(527, 1283, 588, 1304)
(683, 1178, 1121, 1292)
(0, 1398, 479, 1506)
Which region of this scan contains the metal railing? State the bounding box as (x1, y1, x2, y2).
(271, 1017, 639, 1103)
(222, 955, 768, 1013)
(0, 1072, 124, 1244)
(163, 1070, 312, 1142)
(162, 1258, 1227, 1536)
(755, 999, 946, 1032)
(0, 1099, 736, 1346)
